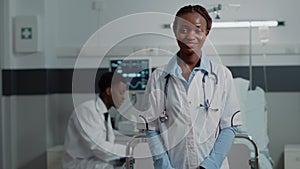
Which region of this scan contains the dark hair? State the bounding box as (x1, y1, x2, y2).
(173, 5, 212, 34)
(98, 72, 127, 93)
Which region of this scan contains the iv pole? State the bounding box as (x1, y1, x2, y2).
(248, 21, 284, 91)
(249, 23, 253, 91)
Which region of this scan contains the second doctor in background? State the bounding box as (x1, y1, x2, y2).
(63, 72, 127, 169)
(139, 5, 242, 169)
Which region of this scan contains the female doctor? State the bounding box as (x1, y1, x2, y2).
(139, 5, 242, 169)
(63, 72, 127, 169)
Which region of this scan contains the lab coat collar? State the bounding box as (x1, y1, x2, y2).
(165, 51, 211, 76)
(95, 96, 108, 115)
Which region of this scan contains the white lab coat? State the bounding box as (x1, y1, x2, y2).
(62, 97, 126, 169)
(140, 55, 242, 169)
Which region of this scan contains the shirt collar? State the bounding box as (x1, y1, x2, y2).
(95, 96, 108, 114)
(199, 53, 211, 73)
(166, 52, 211, 76)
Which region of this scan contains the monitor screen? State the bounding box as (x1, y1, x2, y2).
(110, 58, 150, 91)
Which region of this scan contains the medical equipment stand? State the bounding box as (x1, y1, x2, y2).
(249, 25, 253, 91)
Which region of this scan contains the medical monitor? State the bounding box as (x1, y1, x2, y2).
(109, 57, 151, 92)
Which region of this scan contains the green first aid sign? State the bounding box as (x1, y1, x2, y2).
(21, 27, 32, 39)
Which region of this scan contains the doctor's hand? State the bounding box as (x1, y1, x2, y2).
(197, 166, 205, 169)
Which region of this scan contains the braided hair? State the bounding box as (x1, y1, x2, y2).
(173, 5, 212, 35)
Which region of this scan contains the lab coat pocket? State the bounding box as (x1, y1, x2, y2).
(197, 108, 221, 144)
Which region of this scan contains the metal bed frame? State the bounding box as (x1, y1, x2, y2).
(125, 133, 147, 169)
(125, 133, 259, 169)
(234, 133, 259, 169)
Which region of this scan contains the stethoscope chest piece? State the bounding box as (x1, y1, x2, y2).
(159, 111, 169, 122)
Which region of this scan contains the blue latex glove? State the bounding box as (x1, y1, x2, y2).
(200, 127, 237, 169)
(146, 130, 174, 169)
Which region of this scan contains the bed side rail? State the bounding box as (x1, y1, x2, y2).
(125, 133, 147, 169)
(235, 133, 259, 169)
(125, 133, 259, 169)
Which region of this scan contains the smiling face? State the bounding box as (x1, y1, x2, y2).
(174, 12, 209, 59)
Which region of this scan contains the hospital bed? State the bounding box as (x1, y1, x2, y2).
(123, 77, 273, 169)
(234, 78, 274, 169)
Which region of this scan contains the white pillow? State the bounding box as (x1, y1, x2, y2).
(234, 78, 250, 132)
(233, 78, 270, 151)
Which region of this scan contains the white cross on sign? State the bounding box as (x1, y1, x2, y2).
(21, 27, 32, 39)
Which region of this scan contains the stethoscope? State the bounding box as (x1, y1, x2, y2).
(159, 62, 219, 123)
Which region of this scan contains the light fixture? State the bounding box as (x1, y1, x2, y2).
(215, 12, 221, 19)
(208, 4, 222, 19)
(162, 20, 284, 29)
(212, 21, 285, 28)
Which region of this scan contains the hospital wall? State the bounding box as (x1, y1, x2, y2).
(1, 0, 300, 169)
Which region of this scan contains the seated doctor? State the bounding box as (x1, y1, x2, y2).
(63, 72, 127, 169)
(139, 4, 242, 169)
